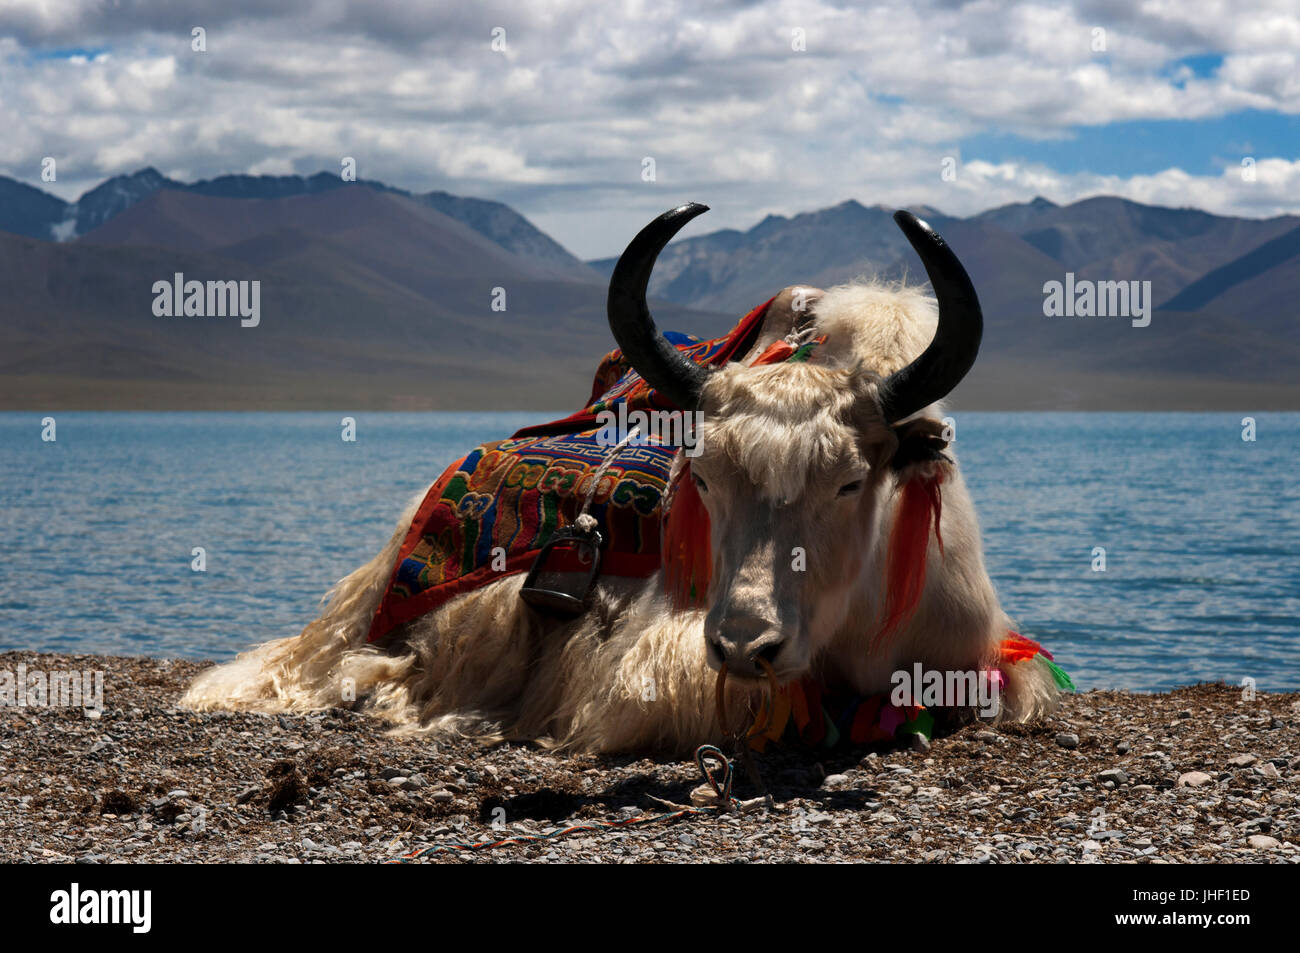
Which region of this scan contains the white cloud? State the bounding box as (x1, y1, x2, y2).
(947, 156, 1300, 220)
(0, 0, 1297, 257)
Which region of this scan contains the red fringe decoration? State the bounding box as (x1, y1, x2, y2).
(1001, 631, 1052, 663)
(751, 339, 797, 364)
(874, 472, 944, 649)
(662, 462, 712, 609)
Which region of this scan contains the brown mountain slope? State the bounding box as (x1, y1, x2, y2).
(0, 188, 735, 410)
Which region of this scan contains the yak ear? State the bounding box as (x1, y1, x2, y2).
(742, 285, 823, 362)
(890, 416, 952, 473)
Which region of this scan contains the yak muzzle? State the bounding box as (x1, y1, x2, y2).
(705, 610, 788, 679)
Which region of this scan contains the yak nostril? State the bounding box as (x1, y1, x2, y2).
(706, 639, 725, 667)
(754, 640, 783, 666)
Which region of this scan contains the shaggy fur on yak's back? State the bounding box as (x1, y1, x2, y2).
(181, 278, 1062, 754)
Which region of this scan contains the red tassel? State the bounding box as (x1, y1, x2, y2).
(662, 462, 712, 609)
(875, 472, 944, 649)
(751, 339, 796, 365)
(1001, 631, 1051, 663)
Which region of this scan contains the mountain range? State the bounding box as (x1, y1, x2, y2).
(1, 167, 595, 279)
(0, 169, 1296, 410)
(590, 195, 1300, 409)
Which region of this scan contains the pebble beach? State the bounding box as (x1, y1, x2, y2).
(1, 651, 1296, 864)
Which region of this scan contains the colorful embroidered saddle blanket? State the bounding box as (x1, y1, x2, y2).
(365, 299, 772, 642)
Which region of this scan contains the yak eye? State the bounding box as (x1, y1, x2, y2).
(837, 480, 863, 497)
(692, 473, 708, 493)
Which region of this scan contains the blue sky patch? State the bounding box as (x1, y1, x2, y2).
(959, 111, 1298, 177)
(31, 47, 110, 61)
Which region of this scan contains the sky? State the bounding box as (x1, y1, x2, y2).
(1, 0, 1298, 259)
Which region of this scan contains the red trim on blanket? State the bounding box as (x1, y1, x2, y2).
(366, 455, 463, 641)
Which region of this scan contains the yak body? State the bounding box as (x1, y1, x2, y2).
(181, 279, 1061, 753)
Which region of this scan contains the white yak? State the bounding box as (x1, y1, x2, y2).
(182, 206, 1063, 753)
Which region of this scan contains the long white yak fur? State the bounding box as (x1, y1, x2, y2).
(181, 280, 1062, 753)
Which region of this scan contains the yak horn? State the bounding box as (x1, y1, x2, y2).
(880, 210, 983, 423)
(607, 203, 711, 411)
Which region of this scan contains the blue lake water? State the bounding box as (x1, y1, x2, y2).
(0, 412, 1296, 692)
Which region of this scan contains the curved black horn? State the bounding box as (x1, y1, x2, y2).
(880, 210, 984, 423)
(607, 203, 711, 410)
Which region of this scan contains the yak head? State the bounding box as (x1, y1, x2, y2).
(605, 204, 981, 683)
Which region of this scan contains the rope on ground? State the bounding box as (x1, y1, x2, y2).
(715, 660, 778, 811)
(387, 744, 741, 863)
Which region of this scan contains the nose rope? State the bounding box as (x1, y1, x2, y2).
(713, 658, 779, 739)
(712, 659, 778, 811)
(714, 662, 729, 733)
(694, 744, 734, 805)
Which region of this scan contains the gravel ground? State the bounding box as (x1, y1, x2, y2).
(1, 651, 1297, 864)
